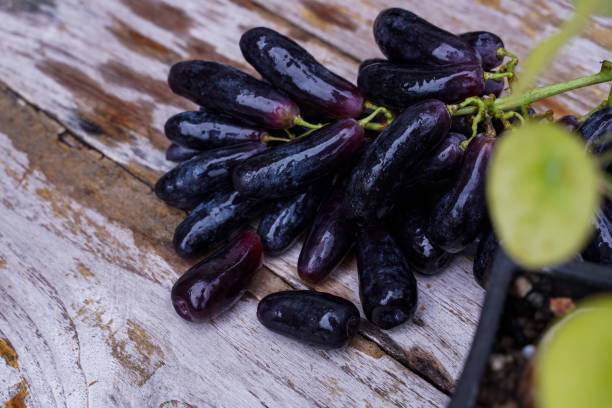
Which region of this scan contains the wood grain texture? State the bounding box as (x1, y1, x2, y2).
(0, 85, 446, 407)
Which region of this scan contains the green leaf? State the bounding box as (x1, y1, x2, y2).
(515, 0, 605, 95)
(536, 296, 612, 408)
(486, 122, 600, 269)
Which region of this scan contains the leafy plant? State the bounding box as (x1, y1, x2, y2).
(487, 123, 600, 268)
(484, 0, 611, 269)
(536, 296, 612, 408)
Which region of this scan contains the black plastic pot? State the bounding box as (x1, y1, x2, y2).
(449, 252, 612, 408)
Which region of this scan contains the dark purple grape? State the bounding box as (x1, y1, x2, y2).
(473, 229, 499, 288)
(172, 230, 263, 322)
(390, 207, 452, 275)
(344, 100, 451, 223)
(257, 290, 360, 348)
(166, 143, 201, 162)
(429, 135, 496, 253)
(240, 27, 363, 119)
(402, 132, 467, 194)
(374, 8, 479, 66)
(483, 79, 504, 97)
(168, 61, 299, 129)
(358, 60, 484, 110)
(357, 226, 417, 329)
(557, 115, 579, 132)
(451, 115, 474, 135)
(459, 31, 504, 70)
(155, 142, 266, 210)
(173, 189, 263, 258)
(298, 185, 356, 283)
(233, 119, 364, 199)
(164, 110, 266, 150)
(258, 181, 330, 256)
(582, 202, 612, 266)
(579, 108, 612, 165)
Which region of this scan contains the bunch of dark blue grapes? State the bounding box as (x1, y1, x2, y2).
(157, 8, 611, 349)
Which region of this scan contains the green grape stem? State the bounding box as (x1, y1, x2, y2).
(294, 116, 326, 130)
(359, 102, 394, 131)
(451, 60, 612, 117)
(262, 135, 292, 144)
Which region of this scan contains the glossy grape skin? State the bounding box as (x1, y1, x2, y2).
(233, 119, 364, 199)
(402, 132, 467, 194)
(257, 290, 360, 348)
(473, 229, 499, 288)
(168, 61, 300, 129)
(173, 189, 263, 258)
(344, 99, 451, 223)
(171, 230, 263, 322)
(164, 110, 266, 150)
(390, 208, 451, 275)
(166, 143, 201, 162)
(374, 8, 479, 66)
(450, 115, 474, 135)
(240, 27, 364, 119)
(298, 185, 356, 284)
(358, 60, 484, 111)
(258, 181, 330, 256)
(557, 115, 580, 132)
(483, 79, 504, 97)
(428, 135, 496, 253)
(155, 142, 267, 210)
(579, 108, 612, 164)
(459, 31, 504, 70)
(357, 226, 418, 330)
(582, 203, 612, 266)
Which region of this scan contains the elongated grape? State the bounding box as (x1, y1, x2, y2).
(459, 31, 504, 70)
(473, 229, 499, 288)
(391, 207, 452, 275)
(357, 226, 417, 329)
(358, 60, 484, 110)
(172, 230, 263, 322)
(344, 100, 451, 222)
(166, 143, 201, 162)
(173, 189, 263, 258)
(164, 110, 266, 150)
(258, 181, 330, 255)
(240, 27, 363, 119)
(428, 135, 496, 253)
(155, 142, 266, 210)
(233, 119, 364, 199)
(257, 290, 360, 348)
(374, 8, 479, 66)
(298, 185, 356, 283)
(451, 115, 474, 135)
(582, 204, 612, 266)
(483, 79, 504, 97)
(402, 132, 466, 194)
(558, 115, 580, 132)
(579, 108, 611, 168)
(168, 61, 299, 129)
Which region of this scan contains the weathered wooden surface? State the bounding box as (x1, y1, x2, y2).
(0, 0, 609, 406)
(0, 85, 447, 407)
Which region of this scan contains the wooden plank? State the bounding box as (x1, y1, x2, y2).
(0, 0, 486, 391)
(0, 85, 447, 407)
(252, 0, 611, 115)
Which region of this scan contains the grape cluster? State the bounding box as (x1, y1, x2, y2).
(158, 8, 612, 348)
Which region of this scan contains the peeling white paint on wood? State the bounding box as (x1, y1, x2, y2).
(0, 131, 447, 407)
